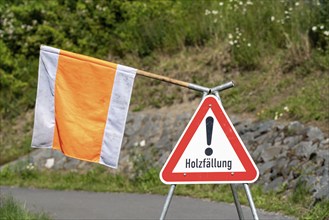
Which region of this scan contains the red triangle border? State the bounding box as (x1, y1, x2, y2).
(160, 95, 259, 184)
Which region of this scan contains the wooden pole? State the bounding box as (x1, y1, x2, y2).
(136, 69, 190, 88)
(136, 69, 210, 93)
(137, 69, 234, 94)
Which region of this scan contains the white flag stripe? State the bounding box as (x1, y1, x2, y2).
(31, 47, 59, 148)
(100, 65, 137, 168)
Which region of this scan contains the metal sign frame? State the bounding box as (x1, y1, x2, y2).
(159, 81, 259, 220)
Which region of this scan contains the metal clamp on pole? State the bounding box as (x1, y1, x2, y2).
(188, 83, 210, 93)
(211, 81, 235, 93)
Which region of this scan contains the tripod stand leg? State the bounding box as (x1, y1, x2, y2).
(230, 184, 245, 220)
(243, 184, 259, 220)
(160, 184, 176, 220)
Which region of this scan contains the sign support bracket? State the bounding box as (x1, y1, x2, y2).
(159, 81, 259, 220)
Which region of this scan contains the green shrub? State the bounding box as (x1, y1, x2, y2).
(0, 0, 328, 119)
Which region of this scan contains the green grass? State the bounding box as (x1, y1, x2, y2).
(1, 164, 328, 220)
(0, 136, 32, 165)
(221, 62, 329, 124)
(0, 195, 50, 220)
(127, 45, 329, 130)
(0, 114, 34, 165)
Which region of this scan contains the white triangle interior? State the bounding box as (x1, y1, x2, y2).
(173, 108, 246, 173)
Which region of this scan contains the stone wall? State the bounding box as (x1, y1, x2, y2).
(5, 102, 328, 200)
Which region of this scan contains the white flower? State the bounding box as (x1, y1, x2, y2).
(26, 163, 35, 170)
(219, 2, 224, 6)
(295, 2, 300, 6)
(205, 9, 211, 16)
(271, 16, 275, 21)
(228, 33, 233, 39)
(212, 10, 218, 15)
(247, 43, 251, 47)
(284, 106, 289, 112)
(229, 40, 234, 45)
(320, 25, 324, 29)
(140, 140, 146, 147)
(324, 31, 329, 36)
(312, 26, 317, 31)
(246, 1, 253, 5)
(214, 18, 218, 23)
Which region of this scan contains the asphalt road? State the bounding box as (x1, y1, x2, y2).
(1, 186, 295, 219)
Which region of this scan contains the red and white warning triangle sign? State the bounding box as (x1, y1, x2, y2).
(160, 95, 259, 184)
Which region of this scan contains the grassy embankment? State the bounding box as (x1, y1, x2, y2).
(0, 1, 328, 219)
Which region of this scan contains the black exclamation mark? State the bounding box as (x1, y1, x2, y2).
(205, 116, 214, 156)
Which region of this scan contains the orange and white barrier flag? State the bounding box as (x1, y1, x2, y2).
(31, 45, 136, 168)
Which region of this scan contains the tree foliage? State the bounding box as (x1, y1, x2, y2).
(0, 0, 327, 118)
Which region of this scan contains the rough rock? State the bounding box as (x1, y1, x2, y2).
(1, 103, 328, 200)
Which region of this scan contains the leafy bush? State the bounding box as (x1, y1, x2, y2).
(0, 0, 328, 118)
